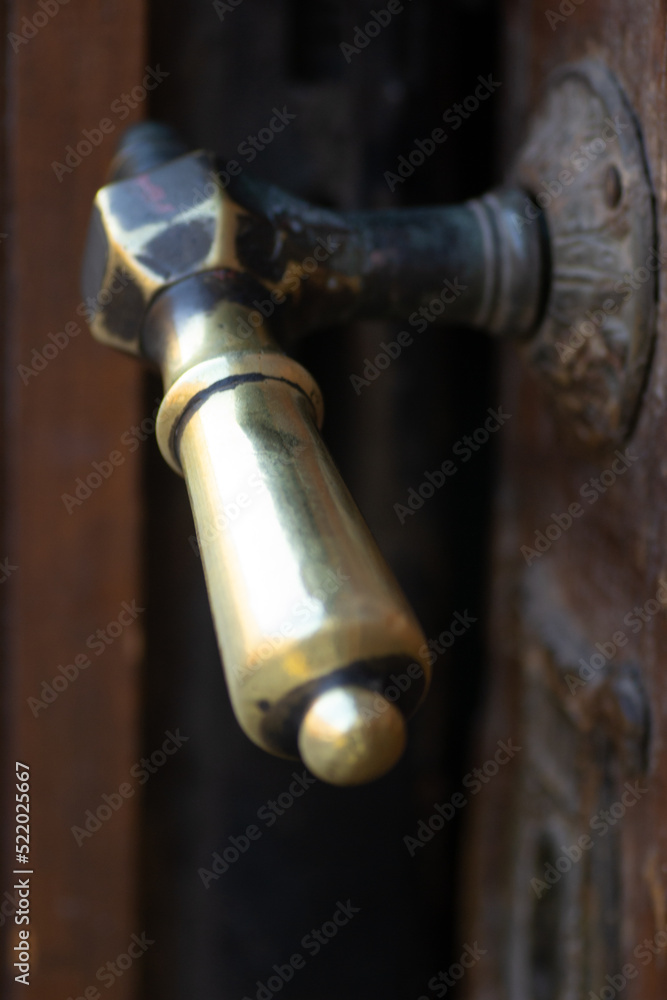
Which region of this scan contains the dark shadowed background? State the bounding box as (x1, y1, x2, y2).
(141, 1, 500, 997)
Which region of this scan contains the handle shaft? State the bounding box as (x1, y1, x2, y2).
(149, 275, 430, 782)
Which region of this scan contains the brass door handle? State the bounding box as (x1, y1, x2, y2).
(80, 60, 656, 784)
(146, 273, 429, 787)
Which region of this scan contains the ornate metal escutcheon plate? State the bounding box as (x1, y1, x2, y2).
(513, 59, 657, 446)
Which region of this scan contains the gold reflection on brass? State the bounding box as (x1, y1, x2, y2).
(153, 297, 430, 781)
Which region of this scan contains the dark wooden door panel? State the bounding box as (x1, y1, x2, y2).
(1, 2, 146, 996)
(464, 4, 667, 999)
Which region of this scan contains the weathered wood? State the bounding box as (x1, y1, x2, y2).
(465, 3, 667, 998)
(0, 2, 146, 996)
(143, 1, 499, 996)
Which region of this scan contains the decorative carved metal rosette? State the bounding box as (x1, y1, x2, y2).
(513, 59, 657, 445)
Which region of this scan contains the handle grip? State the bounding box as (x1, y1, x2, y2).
(149, 276, 430, 784)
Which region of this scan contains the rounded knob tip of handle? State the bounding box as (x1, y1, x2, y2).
(297, 685, 407, 786)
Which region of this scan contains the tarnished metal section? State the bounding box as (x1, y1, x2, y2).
(81, 123, 547, 359)
(81, 147, 246, 355)
(469, 188, 549, 336)
(513, 59, 657, 446)
(83, 90, 658, 449)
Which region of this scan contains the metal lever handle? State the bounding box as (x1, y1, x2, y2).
(81, 122, 546, 784)
(81, 63, 663, 782)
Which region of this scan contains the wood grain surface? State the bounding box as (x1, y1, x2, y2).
(1, 2, 146, 996)
(464, 3, 667, 998)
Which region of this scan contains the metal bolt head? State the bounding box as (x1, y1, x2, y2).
(81, 149, 234, 357)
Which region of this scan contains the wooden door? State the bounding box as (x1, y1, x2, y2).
(464, 4, 667, 1000)
(14, 2, 665, 999)
(0, 1, 148, 998)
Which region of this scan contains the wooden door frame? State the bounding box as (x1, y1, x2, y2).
(1, 3, 147, 996)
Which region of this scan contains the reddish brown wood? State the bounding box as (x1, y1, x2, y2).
(1, 3, 146, 996)
(464, 3, 667, 998)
